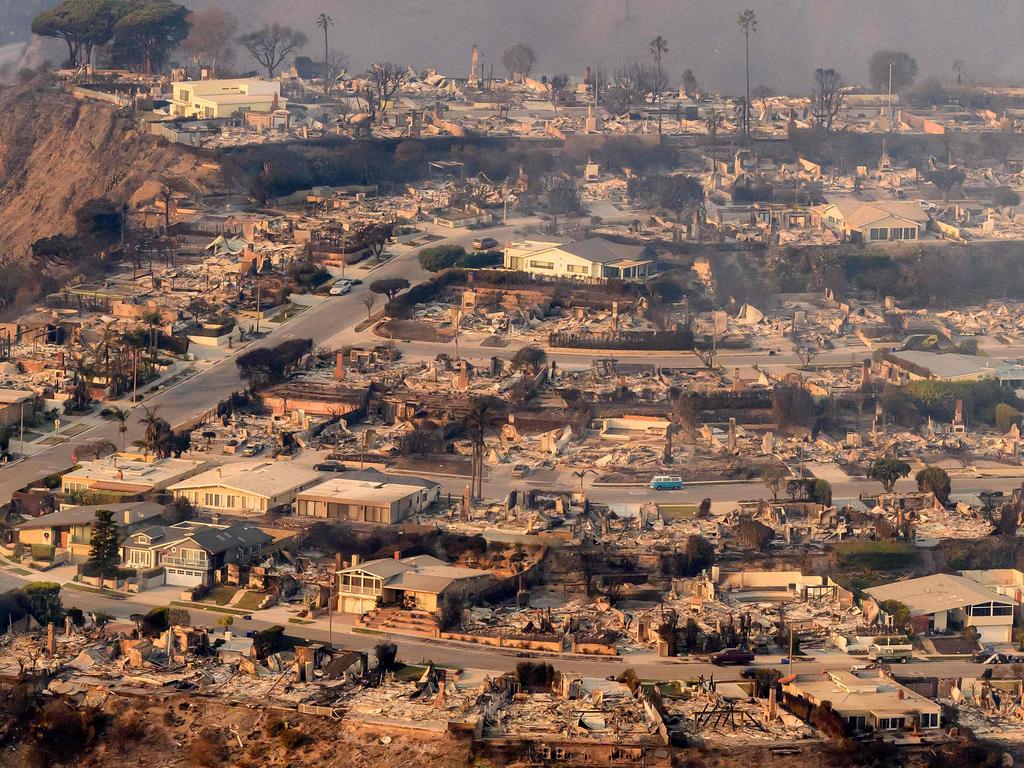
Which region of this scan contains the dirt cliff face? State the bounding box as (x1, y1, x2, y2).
(0, 76, 224, 256)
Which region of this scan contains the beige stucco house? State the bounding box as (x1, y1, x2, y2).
(503, 238, 654, 282)
(168, 461, 323, 516)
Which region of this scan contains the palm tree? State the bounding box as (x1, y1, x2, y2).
(121, 327, 148, 402)
(138, 406, 163, 457)
(141, 311, 162, 364)
(465, 396, 502, 499)
(737, 9, 757, 137)
(650, 35, 669, 135)
(316, 13, 334, 95)
(108, 406, 130, 451)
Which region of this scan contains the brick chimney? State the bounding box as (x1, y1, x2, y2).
(334, 352, 345, 381)
(393, 550, 402, 560)
(46, 622, 55, 655)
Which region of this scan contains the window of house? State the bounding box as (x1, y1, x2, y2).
(869, 227, 887, 241)
(971, 603, 992, 617)
(993, 604, 1013, 616)
(877, 717, 903, 730)
(921, 713, 939, 728)
(528, 260, 554, 270)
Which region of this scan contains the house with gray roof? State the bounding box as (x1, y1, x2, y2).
(15, 501, 165, 564)
(864, 573, 1016, 643)
(122, 520, 274, 587)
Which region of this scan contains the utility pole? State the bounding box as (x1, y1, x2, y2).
(327, 579, 335, 647)
(18, 402, 24, 457)
(254, 275, 262, 335)
(341, 232, 348, 280)
(454, 309, 462, 360)
(788, 625, 795, 675)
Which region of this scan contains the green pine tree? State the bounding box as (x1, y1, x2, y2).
(87, 509, 121, 579)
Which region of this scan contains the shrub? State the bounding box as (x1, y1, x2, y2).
(996, 402, 1020, 433)
(916, 465, 951, 505)
(30, 544, 55, 561)
(22, 582, 62, 625)
(458, 249, 503, 269)
(419, 245, 466, 272)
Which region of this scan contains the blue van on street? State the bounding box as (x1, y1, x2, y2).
(649, 476, 684, 490)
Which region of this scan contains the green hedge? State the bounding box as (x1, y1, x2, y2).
(30, 544, 55, 561)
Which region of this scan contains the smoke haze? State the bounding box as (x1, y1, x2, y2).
(192, 0, 1024, 91)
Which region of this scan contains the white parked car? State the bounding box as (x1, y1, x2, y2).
(329, 280, 353, 295)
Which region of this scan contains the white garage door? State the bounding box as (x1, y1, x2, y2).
(977, 624, 1011, 644)
(340, 596, 375, 614)
(164, 567, 204, 587)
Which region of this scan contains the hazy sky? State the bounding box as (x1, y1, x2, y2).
(194, 0, 1024, 92)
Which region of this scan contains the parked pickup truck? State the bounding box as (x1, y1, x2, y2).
(867, 637, 913, 664)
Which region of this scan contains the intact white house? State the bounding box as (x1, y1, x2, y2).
(816, 198, 929, 244)
(168, 461, 323, 516)
(503, 238, 654, 282)
(169, 78, 285, 119)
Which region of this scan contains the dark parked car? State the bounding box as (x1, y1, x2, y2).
(314, 461, 348, 472)
(710, 648, 755, 666)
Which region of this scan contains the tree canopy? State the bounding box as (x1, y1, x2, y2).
(369, 277, 410, 301)
(868, 50, 918, 92)
(32, 0, 122, 67)
(239, 23, 306, 77)
(916, 465, 951, 505)
(109, 1, 190, 74)
(87, 508, 121, 578)
(502, 43, 536, 78)
(868, 458, 911, 493)
(179, 6, 237, 76)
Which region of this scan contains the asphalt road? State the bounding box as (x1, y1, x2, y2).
(0, 222, 529, 500)
(0, 573, 991, 682)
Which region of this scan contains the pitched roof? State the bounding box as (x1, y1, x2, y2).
(338, 469, 440, 490)
(865, 573, 1013, 616)
(824, 198, 930, 228)
(16, 502, 165, 530)
(187, 523, 273, 555)
(556, 238, 651, 265)
(888, 350, 999, 380)
(168, 461, 323, 498)
(340, 554, 492, 595)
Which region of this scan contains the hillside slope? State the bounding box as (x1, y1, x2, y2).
(0, 77, 224, 255)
